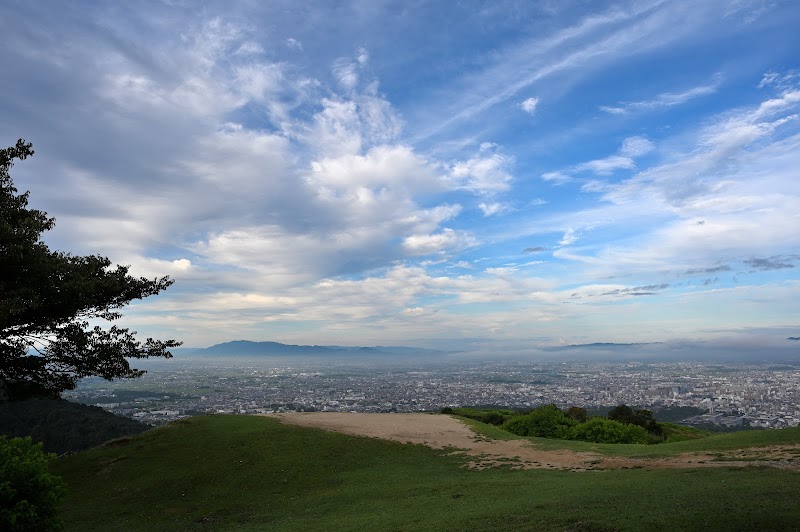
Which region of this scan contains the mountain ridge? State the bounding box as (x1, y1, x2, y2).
(173, 340, 446, 357)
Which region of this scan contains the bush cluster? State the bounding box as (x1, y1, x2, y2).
(0, 435, 66, 531)
(498, 404, 658, 444)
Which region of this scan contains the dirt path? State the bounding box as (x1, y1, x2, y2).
(267, 412, 800, 471)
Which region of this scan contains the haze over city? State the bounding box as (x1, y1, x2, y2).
(2, 0, 799, 356)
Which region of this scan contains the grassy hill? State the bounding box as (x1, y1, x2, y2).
(51, 415, 800, 531)
(0, 397, 149, 455)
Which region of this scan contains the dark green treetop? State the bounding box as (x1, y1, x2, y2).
(0, 139, 180, 400)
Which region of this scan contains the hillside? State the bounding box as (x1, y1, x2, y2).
(51, 414, 800, 531)
(0, 398, 149, 455)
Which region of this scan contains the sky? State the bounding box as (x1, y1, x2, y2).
(2, 0, 799, 354)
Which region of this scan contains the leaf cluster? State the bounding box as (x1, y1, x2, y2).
(1, 140, 180, 399)
(0, 435, 66, 531)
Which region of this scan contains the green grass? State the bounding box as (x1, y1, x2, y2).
(455, 416, 525, 441)
(51, 415, 800, 531)
(522, 424, 800, 458)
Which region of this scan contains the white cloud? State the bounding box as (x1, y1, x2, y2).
(559, 228, 578, 246)
(540, 171, 572, 184)
(576, 155, 635, 175)
(307, 145, 442, 198)
(333, 58, 359, 90)
(414, 2, 724, 141)
(357, 47, 369, 65)
(600, 78, 721, 114)
(479, 202, 511, 217)
(4, 1, 798, 346)
(403, 228, 477, 255)
(620, 136, 655, 157)
(569, 136, 653, 177)
(285, 37, 303, 51)
(520, 97, 540, 114)
(449, 149, 514, 195)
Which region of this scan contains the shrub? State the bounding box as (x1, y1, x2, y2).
(569, 418, 649, 444)
(0, 436, 66, 531)
(502, 404, 577, 438)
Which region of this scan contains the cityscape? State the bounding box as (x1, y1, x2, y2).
(65, 357, 800, 430)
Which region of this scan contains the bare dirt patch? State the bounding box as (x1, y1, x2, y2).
(267, 413, 800, 472)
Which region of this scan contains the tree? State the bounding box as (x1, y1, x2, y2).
(607, 404, 636, 425)
(0, 139, 180, 400)
(565, 406, 588, 423)
(0, 435, 66, 531)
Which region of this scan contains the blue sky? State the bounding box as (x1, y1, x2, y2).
(2, 0, 799, 352)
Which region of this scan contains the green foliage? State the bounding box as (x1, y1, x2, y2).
(502, 404, 577, 438)
(608, 404, 664, 436)
(568, 417, 650, 444)
(0, 398, 149, 455)
(0, 140, 180, 399)
(50, 415, 800, 531)
(0, 435, 66, 531)
(565, 406, 588, 423)
(448, 407, 516, 426)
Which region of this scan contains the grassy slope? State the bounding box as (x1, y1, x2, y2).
(52, 415, 800, 532)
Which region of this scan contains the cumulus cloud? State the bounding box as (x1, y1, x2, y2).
(403, 228, 477, 255)
(449, 148, 514, 195)
(520, 97, 539, 114)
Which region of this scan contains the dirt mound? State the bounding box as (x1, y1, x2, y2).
(267, 412, 800, 471)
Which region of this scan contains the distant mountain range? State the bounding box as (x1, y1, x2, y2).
(542, 342, 659, 351)
(173, 340, 446, 357)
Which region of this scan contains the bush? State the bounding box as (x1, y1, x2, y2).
(569, 418, 650, 444)
(0, 436, 66, 531)
(502, 404, 577, 438)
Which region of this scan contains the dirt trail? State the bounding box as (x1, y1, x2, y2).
(267, 412, 800, 471)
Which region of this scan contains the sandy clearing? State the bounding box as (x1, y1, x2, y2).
(266, 412, 800, 471)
